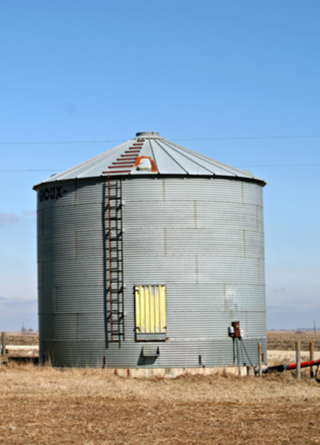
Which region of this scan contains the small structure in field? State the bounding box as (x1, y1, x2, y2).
(34, 131, 267, 369)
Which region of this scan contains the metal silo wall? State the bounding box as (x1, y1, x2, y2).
(37, 179, 106, 367)
(37, 175, 266, 368)
(118, 176, 266, 368)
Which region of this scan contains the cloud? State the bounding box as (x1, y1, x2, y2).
(0, 212, 19, 225)
(0, 211, 36, 225)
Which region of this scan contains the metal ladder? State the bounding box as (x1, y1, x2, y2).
(103, 177, 125, 343)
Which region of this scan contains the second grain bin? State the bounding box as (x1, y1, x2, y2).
(34, 131, 267, 370)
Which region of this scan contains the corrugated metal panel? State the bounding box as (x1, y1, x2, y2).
(123, 256, 264, 285)
(40, 313, 104, 340)
(41, 340, 106, 367)
(123, 228, 264, 258)
(38, 286, 104, 313)
(41, 204, 102, 235)
(123, 177, 251, 203)
(40, 337, 267, 368)
(38, 230, 103, 261)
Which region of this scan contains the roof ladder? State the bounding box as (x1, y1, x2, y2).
(103, 176, 125, 344)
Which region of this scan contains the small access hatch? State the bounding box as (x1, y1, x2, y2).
(135, 285, 166, 341)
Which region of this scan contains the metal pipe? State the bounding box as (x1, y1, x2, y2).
(263, 358, 320, 374)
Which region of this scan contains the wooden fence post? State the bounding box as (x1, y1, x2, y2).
(296, 341, 301, 379)
(258, 342, 262, 377)
(310, 341, 315, 378)
(1, 332, 6, 364)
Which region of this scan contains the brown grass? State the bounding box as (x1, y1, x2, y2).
(1, 364, 320, 444)
(1, 331, 319, 443)
(267, 331, 320, 351)
(6, 333, 38, 346)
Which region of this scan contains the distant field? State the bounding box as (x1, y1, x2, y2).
(6, 333, 38, 346)
(6, 331, 320, 350)
(267, 330, 320, 351)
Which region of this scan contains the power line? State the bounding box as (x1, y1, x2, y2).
(0, 169, 61, 172)
(236, 164, 320, 168)
(175, 135, 320, 141)
(0, 140, 121, 146)
(0, 134, 320, 145)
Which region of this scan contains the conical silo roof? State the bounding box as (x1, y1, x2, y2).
(34, 131, 265, 188)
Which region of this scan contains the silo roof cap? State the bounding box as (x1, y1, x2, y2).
(34, 132, 266, 188)
(135, 131, 160, 138)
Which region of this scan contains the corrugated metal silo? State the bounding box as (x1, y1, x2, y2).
(34, 131, 267, 369)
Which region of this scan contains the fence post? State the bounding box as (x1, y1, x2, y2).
(296, 341, 301, 379)
(1, 332, 6, 363)
(258, 342, 262, 377)
(310, 341, 315, 378)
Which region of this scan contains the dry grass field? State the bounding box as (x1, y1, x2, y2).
(1, 331, 320, 444)
(6, 332, 38, 346)
(267, 330, 320, 351)
(1, 365, 320, 444)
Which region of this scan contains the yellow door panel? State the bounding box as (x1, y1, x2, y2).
(135, 285, 166, 341)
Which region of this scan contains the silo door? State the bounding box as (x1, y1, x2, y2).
(134, 285, 166, 341)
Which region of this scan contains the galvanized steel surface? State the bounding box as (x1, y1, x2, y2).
(33, 132, 265, 188)
(36, 173, 266, 368)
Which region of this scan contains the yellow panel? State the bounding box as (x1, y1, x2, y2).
(145, 285, 149, 333)
(154, 286, 160, 332)
(135, 286, 141, 333)
(140, 286, 145, 333)
(150, 285, 154, 333)
(135, 285, 166, 335)
(159, 285, 166, 333)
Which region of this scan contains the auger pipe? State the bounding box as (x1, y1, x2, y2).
(263, 358, 320, 374)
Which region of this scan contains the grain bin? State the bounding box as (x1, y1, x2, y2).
(34, 131, 267, 369)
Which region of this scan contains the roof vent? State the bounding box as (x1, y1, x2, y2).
(136, 131, 160, 138)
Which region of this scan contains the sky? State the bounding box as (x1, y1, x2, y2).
(0, 1, 319, 331)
